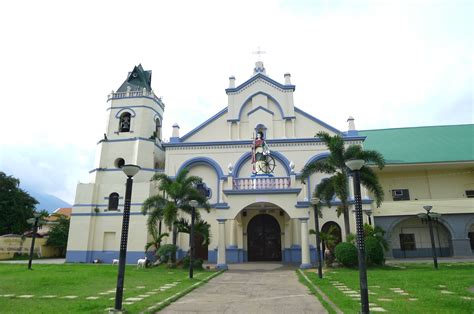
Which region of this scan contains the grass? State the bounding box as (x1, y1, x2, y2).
(301, 263, 474, 314)
(0, 263, 220, 313)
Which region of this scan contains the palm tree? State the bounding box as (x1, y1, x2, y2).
(142, 168, 210, 264)
(175, 217, 212, 247)
(301, 131, 385, 240)
(142, 197, 168, 258)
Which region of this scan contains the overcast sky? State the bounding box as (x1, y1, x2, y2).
(0, 0, 472, 204)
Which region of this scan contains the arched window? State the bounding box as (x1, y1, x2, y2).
(108, 193, 119, 211)
(119, 112, 131, 132)
(155, 118, 162, 140)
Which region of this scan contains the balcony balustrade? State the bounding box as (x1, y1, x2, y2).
(233, 177, 291, 190)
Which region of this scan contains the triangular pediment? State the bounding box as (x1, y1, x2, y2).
(225, 73, 295, 94)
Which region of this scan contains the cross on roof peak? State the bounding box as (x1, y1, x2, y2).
(252, 46, 266, 61)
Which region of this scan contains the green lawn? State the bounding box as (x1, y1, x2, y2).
(301, 263, 474, 314)
(0, 263, 220, 313)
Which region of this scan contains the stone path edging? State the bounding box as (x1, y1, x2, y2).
(298, 269, 343, 314)
(139, 270, 224, 313)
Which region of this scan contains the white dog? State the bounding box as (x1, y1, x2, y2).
(112, 259, 119, 265)
(137, 257, 148, 268)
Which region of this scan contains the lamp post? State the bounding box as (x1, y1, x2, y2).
(188, 182, 210, 279)
(346, 159, 369, 314)
(27, 212, 41, 270)
(364, 209, 373, 226)
(114, 164, 140, 312)
(417, 205, 440, 270)
(310, 197, 323, 279)
(188, 199, 198, 279)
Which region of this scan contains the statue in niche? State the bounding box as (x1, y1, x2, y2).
(251, 131, 275, 175)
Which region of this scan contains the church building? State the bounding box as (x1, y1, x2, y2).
(66, 63, 474, 267)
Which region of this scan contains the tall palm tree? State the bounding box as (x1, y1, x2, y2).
(142, 168, 210, 263)
(175, 217, 212, 246)
(301, 131, 385, 240)
(142, 196, 168, 257)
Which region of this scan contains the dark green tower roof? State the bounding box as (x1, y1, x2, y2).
(117, 64, 152, 92)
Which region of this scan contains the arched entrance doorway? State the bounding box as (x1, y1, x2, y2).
(320, 222, 342, 253)
(194, 233, 208, 261)
(247, 214, 282, 261)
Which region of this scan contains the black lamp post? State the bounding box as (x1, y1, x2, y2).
(417, 205, 440, 270)
(114, 164, 140, 312)
(187, 182, 210, 279)
(346, 159, 369, 314)
(188, 199, 198, 279)
(27, 212, 41, 270)
(310, 197, 323, 279)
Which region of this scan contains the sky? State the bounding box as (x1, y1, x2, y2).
(0, 0, 472, 204)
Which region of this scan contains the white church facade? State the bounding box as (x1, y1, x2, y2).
(66, 63, 474, 267)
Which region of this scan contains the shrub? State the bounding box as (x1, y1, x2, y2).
(365, 236, 384, 266)
(157, 244, 177, 263)
(334, 242, 358, 267)
(181, 256, 204, 270)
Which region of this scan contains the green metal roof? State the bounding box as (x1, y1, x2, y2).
(359, 124, 474, 164)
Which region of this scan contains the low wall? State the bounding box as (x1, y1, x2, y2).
(0, 237, 59, 260)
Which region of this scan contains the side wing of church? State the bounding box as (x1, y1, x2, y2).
(66, 62, 474, 266)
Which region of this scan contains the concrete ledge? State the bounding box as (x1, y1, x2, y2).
(216, 263, 228, 270)
(299, 263, 312, 269)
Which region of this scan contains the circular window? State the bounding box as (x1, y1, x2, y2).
(114, 158, 125, 168)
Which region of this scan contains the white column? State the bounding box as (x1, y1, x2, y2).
(292, 219, 301, 246)
(217, 219, 228, 269)
(236, 121, 240, 140)
(300, 218, 311, 269)
(229, 219, 237, 248)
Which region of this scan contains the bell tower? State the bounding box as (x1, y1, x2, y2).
(66, 65, 165, 263)
(94, 64, 165, 182)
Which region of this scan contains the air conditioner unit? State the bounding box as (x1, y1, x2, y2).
(392, 189, 410, 201)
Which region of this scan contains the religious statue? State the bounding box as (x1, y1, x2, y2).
(252, 131, 272, 174)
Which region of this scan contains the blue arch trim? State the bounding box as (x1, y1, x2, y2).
(115, 108, 136, 118)
(303, 152, 330, 170)
(177, 157, 225, 179)
(233, 151, 291, 177)
(299, 152, 330, 199)
(234, 92, 287, 122)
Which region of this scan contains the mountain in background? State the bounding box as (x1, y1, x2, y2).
(26, 188, 71, 213)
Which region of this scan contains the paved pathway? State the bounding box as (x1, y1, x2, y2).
(160, 263, 327, 314)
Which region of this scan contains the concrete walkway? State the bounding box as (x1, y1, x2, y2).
(160, 263, 327, 314)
